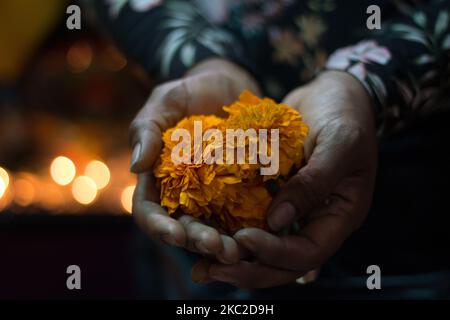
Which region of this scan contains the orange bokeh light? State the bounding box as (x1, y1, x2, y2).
(14, 178, 35, 207)
(67, 40, 93, 73)
(0, 167, 10, 199)
(84, 160, 111, 190)
(72, 176, 98, 205)
(121, 185, 135, 214)
(50, 156, 76, 186)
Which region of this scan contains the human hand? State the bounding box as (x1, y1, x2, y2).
(192, 71, 378, 288)
(131, 58, 260, 264)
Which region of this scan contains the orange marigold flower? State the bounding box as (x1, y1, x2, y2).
(154, 91, 309, 234)
(223, 90, 309, 179)
(219, 184, 272, 233)
(155, 115, 241, 218)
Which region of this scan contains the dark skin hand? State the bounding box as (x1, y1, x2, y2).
(191, 71, 378, 288)
(130, 57, 377, 288)
(130, 58, 260, 265)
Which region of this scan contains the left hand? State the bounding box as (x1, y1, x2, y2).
(191, 71, 378, 288)
(131, 59, 260, 265)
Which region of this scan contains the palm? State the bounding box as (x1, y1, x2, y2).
(131, 59, 260, 264)
(190, 71, 378, 288)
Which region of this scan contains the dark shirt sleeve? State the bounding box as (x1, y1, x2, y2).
(325, 0, 450, 129)
(91, 0, 254, 81)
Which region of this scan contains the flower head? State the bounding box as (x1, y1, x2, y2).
(155, 115, 241, 218)
(155, 91, 309, 234)
(224, 90, 309, 179)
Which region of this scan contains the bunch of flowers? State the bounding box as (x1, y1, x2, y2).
(154, 91, 308, 234)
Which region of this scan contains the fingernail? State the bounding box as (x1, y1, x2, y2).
(268, 202, 296, 231)
(296, 277, 306, 285)
(130, 143, 141, 172)
(161, 233, 181, 247)
(195, 241, 211, 255)
(216, 254, 233, 265)
(304, 270, 318, 283)
(296, 270, 318, 285)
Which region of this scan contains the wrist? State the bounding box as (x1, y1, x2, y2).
(315, 71, 373, 110)
(298, 71, 375, 119)
(284, 70, 376, 132)
(185, 58, 261, 95)
(314, 70, 371, 104)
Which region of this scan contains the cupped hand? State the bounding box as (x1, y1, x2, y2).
(192, 71, 378, 288)
(131, 58, 260, 264)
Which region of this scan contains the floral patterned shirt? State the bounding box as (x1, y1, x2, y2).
(92, 0, 450, 134)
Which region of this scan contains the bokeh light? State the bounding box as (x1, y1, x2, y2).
(121, 185, 135, 214)
(0, 167, 10, 198)
(40, 183, 65, 211)
(50, 156, 76, 186)
(100, 46, 127, 72)
(0, 179, 5, 200)
(84, 160, 111, 190)
(66, 40, 93, 73)
(14, 178, 35, 207)
(72, 176, 98, 205)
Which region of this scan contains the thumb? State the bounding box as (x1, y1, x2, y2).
(267, 121, 356, 231)
(129, 119, 164, 173)
(129, 79, 189, 173)
(267, 165, 336, 232)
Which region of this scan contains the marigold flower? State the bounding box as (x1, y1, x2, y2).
(154, 91, 309, 234)
(155, 115, 240, 218)
(224, 90, 309, 179)
(219, 184, 272, 233)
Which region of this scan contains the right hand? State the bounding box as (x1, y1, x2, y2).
(130, 58, 260, 264)
(190, 71, 377, 287)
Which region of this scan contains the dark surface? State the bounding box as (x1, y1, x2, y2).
(0, 214, 137, 299)
(0, 214, 242, 300)
(334, 111, 450, 275)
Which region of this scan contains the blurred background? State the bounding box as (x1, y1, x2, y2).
(0, 0, 148, 216)
(0, 0, 150, 298)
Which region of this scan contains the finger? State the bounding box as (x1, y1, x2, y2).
(235, 197, 357, 272)
(194, 259, 302, 288)
(296, 269, 319, 285)
(133, 172, 186, 247)
(190, 237, 244, 282)
(129, 81, 187, 173)
(216, 235, 245, 264)
(129, 119, 164, 173)
(268, 120, 362, 231)
(179, 215, 223, 255)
